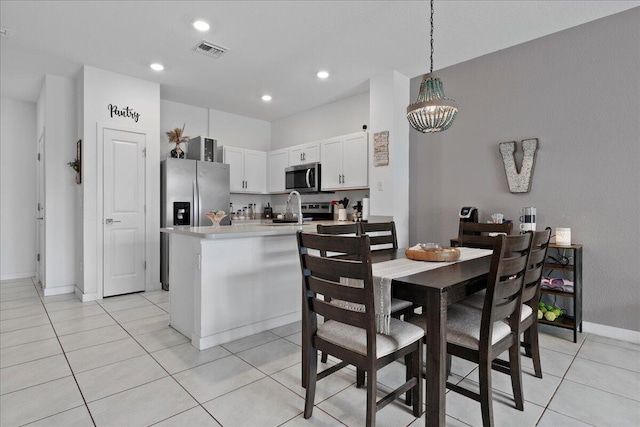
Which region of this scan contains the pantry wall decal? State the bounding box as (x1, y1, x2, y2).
(107, 104, 140, 122)
(499, 138, 538, 193)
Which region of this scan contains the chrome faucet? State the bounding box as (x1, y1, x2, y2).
(287, 190, 303, 224)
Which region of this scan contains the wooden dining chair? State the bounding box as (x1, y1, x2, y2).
(359, 221, 416, 320)
(460, 228, 552, 379)
(457, 221, 514, 249)
(410, 233, 532, 427)
(297, 231, 424, 427)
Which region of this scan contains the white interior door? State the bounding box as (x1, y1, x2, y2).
(36, 132, 45, 286)
(103, 128, 146, 297)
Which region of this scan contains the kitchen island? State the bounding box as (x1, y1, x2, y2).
(161, 221, 338, 350)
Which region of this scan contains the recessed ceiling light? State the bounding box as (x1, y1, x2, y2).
(262, 95, 272, 102)
(193, 20, 210, 32)
(150, 63, 164, 71)
(317, 71, 329, 79)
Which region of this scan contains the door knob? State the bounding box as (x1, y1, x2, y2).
(105, 218, 122, 224)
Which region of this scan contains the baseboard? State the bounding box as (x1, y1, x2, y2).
(146, 281, 162, 292)
(583, 321, 640, 344)
(1, 272, 35, 281)
(189, 311, 301, 350)
(75, 286, 101, 302)
(43, 285, 75, 296)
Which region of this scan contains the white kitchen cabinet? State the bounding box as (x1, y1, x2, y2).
(221, 146, 267, 194)
(320, 132, 368, 190)
(289, 142, 319, 166)
(268, 148, 289, 193)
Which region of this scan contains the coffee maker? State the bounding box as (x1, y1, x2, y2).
(459, 207, 478, 222)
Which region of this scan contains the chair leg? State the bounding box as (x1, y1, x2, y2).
(320, 351, 328, 363)
(446, 353, 452, 377)
(304, 347, 318, 419)
(412, 340, 423, 417)
(508, 342, 525, 411)
(526, 323, 543, 378)
(366, 368, 376, 427)
(479, 355, 494, 427)
(405, 353, 413, 406)
(357, 368, 365, 388)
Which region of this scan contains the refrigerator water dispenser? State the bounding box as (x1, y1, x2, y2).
(173, 202, 191, 226)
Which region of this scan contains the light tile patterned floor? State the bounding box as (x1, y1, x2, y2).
(1, 277, 639, 426)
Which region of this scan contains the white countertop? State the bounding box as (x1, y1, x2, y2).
(161, 220, 348, 240)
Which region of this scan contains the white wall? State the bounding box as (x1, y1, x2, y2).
(271, 93, 369, 149)
(409, 9, 640, 332)
(38, 75, 77, 294)
(369, 72, 411, 247)
(209, 109, 271, 152)
(160, 100, 209, 160)
(0, 98, 37, 280)
(80, 66, 160, 299)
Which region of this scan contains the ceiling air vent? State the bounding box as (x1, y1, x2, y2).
(193, 40, 227, 58)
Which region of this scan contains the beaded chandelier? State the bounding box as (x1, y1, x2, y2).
(407, 0, 458, 133)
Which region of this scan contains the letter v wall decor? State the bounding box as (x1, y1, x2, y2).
(499, 138, 538, 193)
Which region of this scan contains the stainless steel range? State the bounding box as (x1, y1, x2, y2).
(301, 202, 334, 221)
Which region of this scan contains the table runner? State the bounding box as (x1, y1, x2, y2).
(338, 247, 493, 334)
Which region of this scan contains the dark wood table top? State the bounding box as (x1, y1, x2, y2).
(370, 248, 492, 294)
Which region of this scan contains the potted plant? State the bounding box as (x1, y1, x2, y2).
(166, 124, 189, 158)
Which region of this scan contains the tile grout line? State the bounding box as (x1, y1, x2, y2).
(99, 292, 227, 427)
(534, 333, 589, 426)
(18, 277, 99, 427)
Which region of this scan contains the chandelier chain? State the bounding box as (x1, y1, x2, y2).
(430, 0, 434, 73)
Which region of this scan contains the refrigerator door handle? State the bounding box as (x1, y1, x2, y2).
(193, 179, 199, 226)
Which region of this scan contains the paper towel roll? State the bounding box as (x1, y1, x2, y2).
(362, 197, 370, 221)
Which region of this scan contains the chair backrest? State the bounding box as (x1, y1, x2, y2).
(521, 228, 552, 308)
(296, 231, 376, 339)
(458, 222, 514, 249)
(316, 223, 360, 257)
(359, 221, 398, 251)
(481, 233, 532, 346)
(316, 223, 359, 236)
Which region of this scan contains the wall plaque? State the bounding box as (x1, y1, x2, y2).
(499, 138, 538, 193)
(374, 131, 389, 167)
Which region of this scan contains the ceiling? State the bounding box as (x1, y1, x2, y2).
(1, 1, 637, 122)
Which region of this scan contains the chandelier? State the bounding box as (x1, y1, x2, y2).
(407, 0, 458, 133)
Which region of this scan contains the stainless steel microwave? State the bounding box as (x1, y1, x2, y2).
(285, 162, 321, 193)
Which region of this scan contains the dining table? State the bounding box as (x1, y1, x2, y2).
(370, 248, 493, 427)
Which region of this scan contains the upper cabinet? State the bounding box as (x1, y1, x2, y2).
(289, 142, 319, 166)
(268, 148, 289, 193)
(220, 146, 267, 194)
(320, 132, 368, 191)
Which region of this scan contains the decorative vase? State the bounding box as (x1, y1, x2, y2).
(170, 144, 184, 159)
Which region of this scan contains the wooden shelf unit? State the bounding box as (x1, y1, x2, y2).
(541, 243, 583, 342)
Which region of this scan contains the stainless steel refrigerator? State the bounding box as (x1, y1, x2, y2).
(161, 158, 231, 290)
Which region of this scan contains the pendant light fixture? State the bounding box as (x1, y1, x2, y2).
(407, 0, 458, 133)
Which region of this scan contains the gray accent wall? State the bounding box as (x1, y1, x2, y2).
(409, 9, 640, 331)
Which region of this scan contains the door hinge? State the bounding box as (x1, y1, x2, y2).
(37, 202, 41, 211)
(144, 261, 147, 270)
(37, 153, 41, 161)
(37, 253, 40, 262)
(142, 148, 146, 157)
(144, 204, 146, 213)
